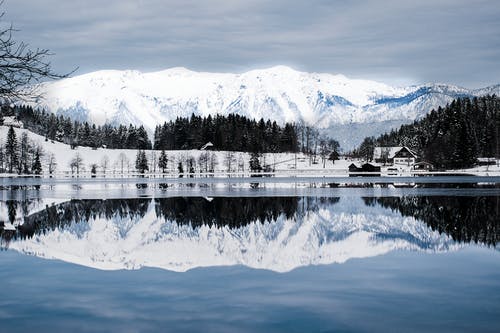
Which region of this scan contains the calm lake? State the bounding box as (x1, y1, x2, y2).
(1, 180, 499, 332)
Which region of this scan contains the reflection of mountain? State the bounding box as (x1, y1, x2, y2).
(364, 196, 500, 246)
(2, 197, 460, 272)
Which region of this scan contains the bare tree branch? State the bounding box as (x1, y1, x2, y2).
(0, 2, 76, 102)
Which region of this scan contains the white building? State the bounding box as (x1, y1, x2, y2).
(373, 146, 417, 166)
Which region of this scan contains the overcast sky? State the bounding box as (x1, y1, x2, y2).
(3, 0, 499, 88)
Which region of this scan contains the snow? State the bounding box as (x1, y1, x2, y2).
(0, 125, 356, 175)
(31, 66, 498, 149)
(8, 197, 459, 272)
(1, 126, 499, 177)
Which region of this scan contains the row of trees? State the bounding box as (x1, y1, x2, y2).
(0, 125, 279, 176)
(0, 126, 43, 174)
(1, 197, 340, 246)
(2, 106, 323, 156)
(1, 105, 152, 150)
(353, 95, 500, 169)
(364, 196, 499, 247)
(153, 114, 299, 153)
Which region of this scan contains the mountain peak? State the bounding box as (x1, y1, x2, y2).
(33, 67, 499, 149)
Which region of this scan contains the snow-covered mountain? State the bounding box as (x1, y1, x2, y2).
(33, 66, 500, 149)
(9, 197, 459, 272)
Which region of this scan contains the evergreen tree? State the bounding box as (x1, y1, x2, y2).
(328, 150, 339, 165)
(0, 145, 4, 172)
(188, 157, 195, 177)
(32, 148, 42, 175)
(5, 126, 18, 173)
(90, 163, 97, 176)
(249, 152, 262, 172)
(18, 132, 30, 174)
(177, 161, 184, 177)
(158, 150, 168, 173)
(135, 150, 149, 174)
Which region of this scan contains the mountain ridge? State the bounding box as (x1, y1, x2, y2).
(32, 66, 499, 149)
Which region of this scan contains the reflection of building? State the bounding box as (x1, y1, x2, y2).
(2, 116, 24, 128)
(374, 146, 417, 165)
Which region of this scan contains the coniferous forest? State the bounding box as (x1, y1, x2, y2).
(364, 196, 499, 247)
(153, 114, 299, 152)
(0, 105, 152, 150)
(354, 95, 500, 169)
(1, 105, 300, 153)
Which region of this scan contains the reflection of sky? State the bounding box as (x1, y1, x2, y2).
(5, 197, 461, 272)
(1, 247, 499, 332)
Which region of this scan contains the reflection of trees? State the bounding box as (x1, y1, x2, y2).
(1, 199, 151, 248)
(1, 197, 341, 248)
(364, 196, 500, 246)
(155, 197, 301, 228)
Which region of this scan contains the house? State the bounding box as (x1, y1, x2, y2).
(373, 146, 417, 165)
(2, 116, 23, 128)
(348, 163, 361, 172)
(348, 163, 381, 177)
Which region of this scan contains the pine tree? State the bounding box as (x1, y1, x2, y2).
(249, 152, 261, 172)
(19, 132, 30, 174)
(188, 157, 195, 178)
(177, 161, 184, 177)
(5, 126, 18, 173)
(0, 145, 4, 172)
(32, 148, 42, 175)
(135, 150, 149, 174)
(158, 150, 168, 173)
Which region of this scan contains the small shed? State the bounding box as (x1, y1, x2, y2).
(348, 163, 361, 172)
(348, 163, 381, 177)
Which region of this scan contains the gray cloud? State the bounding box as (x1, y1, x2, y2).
(3, 0, 499, 88)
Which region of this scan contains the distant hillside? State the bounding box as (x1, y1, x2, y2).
(355, 95, 500, 169)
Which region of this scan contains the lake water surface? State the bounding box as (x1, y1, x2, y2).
(1, 181, 499, 332)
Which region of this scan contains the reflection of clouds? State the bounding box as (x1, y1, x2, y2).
(10, 198, 458, 272)
(4, 0, 499, 86)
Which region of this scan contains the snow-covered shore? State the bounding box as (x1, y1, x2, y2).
(1, 125, 499, 178)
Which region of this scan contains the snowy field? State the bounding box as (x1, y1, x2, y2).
(1, 125, 499, 178)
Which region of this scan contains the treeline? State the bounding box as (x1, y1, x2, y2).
(1, 105, 305, 154)
(0, 197, 343, 247)
(354, 95, 500, 169)
(154, 197, 299, 228)
(1, 104, 151, 149)
(0, 199, 151, 246)
(364, 196, 499, 247)
(153, 114, 299, 152)
(0, 126, 43, 174)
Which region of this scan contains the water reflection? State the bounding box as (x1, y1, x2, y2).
(1, 196, 498, 272)
(364, 196, 500, 246)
